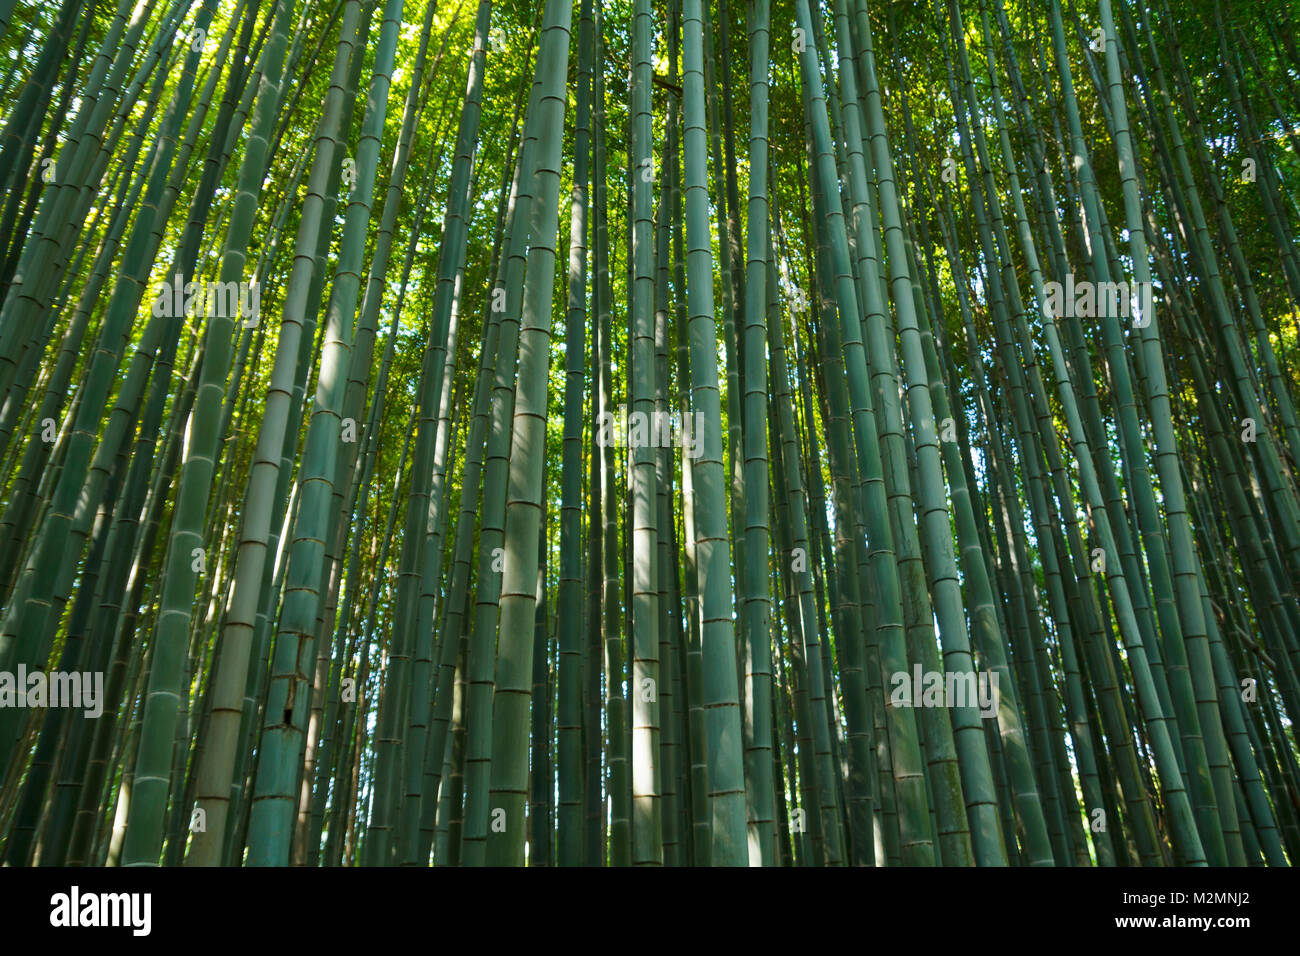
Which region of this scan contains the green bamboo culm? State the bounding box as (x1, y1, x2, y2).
(483, 0, 573, 868)
(683, 0, 748, 866)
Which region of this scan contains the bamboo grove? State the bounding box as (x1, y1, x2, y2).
(0, 0, 1297, 868)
